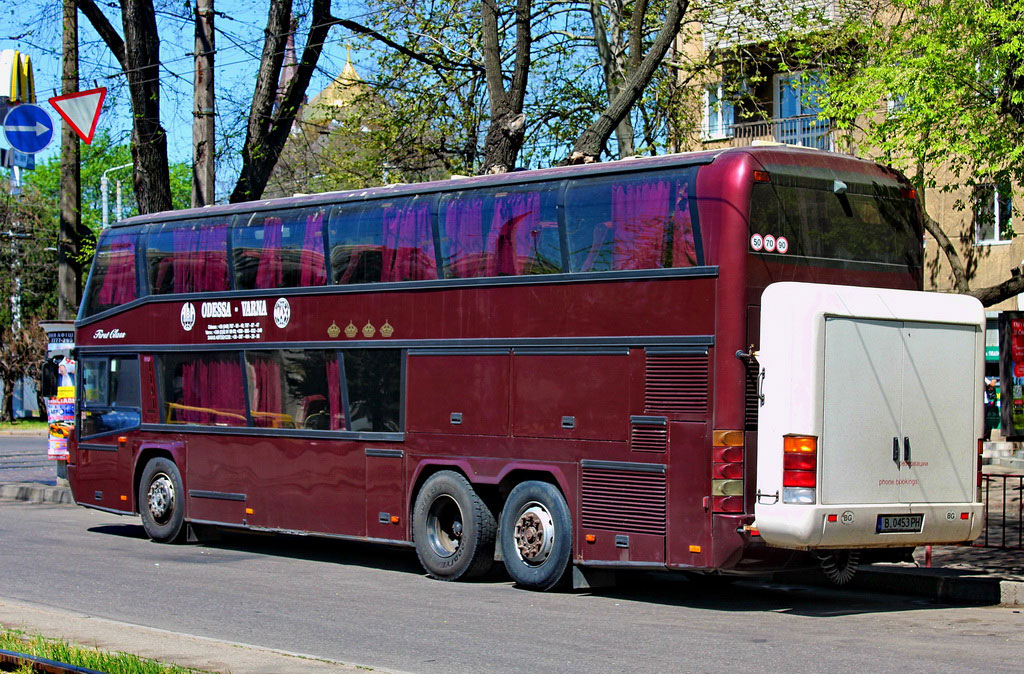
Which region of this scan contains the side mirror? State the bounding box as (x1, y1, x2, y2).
(41, 360, 58, 397)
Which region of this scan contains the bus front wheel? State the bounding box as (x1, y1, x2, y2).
(412, 471, 496, 581)
(138, 458, 186, 543)
(500, 481, 572, 591)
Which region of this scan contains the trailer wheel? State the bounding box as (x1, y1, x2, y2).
(412, 471, 496, 580)
(817, 549, 860, 585)
(500, 481, 572, 591)
(138, 458, 186, 543)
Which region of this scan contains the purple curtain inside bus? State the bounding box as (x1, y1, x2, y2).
(96, 234, 138, 306)
(326, 358, 343, 430)
(443, 197, 486, 278)
(382, 201, 436, 281)
(300, 210, 327, 286)
(171, 224, 230, 293)
(178, 356, 246, 426)
(609, 179, 696, 269)
(255, 218, 284, 289)
(248, 355, 284, 428)
(487, 192, 540, 276)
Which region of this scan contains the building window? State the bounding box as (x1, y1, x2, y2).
(703, 83, 734, 139)
(773, 71, 830, 150)
(974, 184, 1013, 244)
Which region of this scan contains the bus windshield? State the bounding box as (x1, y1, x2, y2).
(748, 173, 922, 268)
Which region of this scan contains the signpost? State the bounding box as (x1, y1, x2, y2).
(49, 87, 105, 144)
(3, 103, 54, 153)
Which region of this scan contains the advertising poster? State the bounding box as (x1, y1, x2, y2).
(47, 394, 74, 460)
(999, 312, 1024, 440)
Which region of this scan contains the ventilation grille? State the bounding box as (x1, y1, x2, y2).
(645, 353, 708, 414)
(744, 359, 759, 430)
(581, 468, 667, 535)
(631, 422, 668, 453)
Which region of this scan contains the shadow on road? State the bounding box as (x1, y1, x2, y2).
(84, 521, 955, 616)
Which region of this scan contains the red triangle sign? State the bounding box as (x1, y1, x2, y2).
(49, 87, 107, 144)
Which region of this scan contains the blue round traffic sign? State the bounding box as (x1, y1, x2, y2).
(3, 104, 55, 154)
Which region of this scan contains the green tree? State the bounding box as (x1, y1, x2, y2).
(796, 0, 1024, 305)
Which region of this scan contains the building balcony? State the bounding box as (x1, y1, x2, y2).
(706, 115, 834, 151)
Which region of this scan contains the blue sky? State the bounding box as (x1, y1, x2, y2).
(1, 1, 371, 197)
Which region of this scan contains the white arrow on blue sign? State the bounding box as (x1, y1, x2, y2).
(3, 104, 54, 154)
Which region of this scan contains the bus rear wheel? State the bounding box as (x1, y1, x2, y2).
(412, 471, 496, 581)
(500, 481, 572, 591)
(138, 458, 186, 544)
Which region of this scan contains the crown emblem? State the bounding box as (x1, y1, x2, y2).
(362, 321, 376, 338)
(344, 321, 358, 338)
(327, 321, 341, 338)
(380, 320, 394, 338)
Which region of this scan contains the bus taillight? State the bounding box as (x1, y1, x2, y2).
(783, 435, 817, 504)
(712, 430, 744, 513)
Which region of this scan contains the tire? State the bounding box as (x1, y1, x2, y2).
(499, 481, 572, 591)
(412, 471, 496, 581)
(138, 458, 186, 543)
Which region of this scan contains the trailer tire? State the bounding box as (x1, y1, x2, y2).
(412, 471, 496, 581)
(500, 481, 572, 591)
(138, 458, 186, 543)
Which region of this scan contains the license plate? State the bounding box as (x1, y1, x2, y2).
(876, 514, 923, 533)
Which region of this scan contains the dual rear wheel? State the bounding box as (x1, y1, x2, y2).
(412, 473, 571, 591)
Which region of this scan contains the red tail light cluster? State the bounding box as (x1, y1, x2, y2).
(712, 430, 744, 513)
(783, 435, 817, 504)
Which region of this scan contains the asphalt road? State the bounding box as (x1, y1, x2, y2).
(0, 435, 54, 484)
(1, 500, 1023, 673)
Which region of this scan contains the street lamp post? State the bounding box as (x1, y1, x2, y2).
(101, 163, 132, 228)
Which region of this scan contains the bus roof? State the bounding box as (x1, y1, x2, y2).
(112, 145, 903, 228)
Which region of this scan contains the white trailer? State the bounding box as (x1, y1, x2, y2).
(754, 282, 984, 555)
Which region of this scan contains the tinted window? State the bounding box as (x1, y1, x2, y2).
(233, 207, 328, 290)
(79, 357, 141, 438)
(565, 168, 700, 272)
(82, 228, 141, 317)
(344, 349, 402, 432)
(329, 196, 437, 284)
(439, 186, 561, 278)
(244, 350, 345, 430)
(159, 353, 246, 426)
(146, 218, 231, 294)
(749, 179, 922, 267)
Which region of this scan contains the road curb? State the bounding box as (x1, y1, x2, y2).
(0, 483, 73, 505)
(840, 566, 1024, 606)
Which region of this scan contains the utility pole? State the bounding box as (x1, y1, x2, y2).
(58, 0, 81, 321)
(192, 0, 215, 207)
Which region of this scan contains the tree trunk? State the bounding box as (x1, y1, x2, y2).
(192, 0, 216, 207)
(480, 0, 531, 174)
(230, 0, 337, 203)
(566, 0, 687, 164)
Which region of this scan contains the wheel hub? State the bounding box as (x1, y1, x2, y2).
(426, 494, 464, 558)
(147, 474, 175, 522)
(514, 504, 555, 565)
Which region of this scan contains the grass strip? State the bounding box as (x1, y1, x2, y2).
(0, 628, 208, 674)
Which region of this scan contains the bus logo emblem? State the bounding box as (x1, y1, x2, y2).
(273, 298, 291, 328)
(750, 233, 764, 251)
(328, 321, 341, 338)
(180, 302, 196, 332)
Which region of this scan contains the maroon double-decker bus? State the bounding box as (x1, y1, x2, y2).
(69, 146, 984, 590)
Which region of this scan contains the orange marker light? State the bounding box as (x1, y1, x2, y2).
(120, 495, 128, 501)
(784, 436, 817, 453)
(689, 545, 702, 553)
(117, 436, 128, 444)
(585, 534, 597, 543)
(390, 515, 400, 524)
(245, 508, 254, 515)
